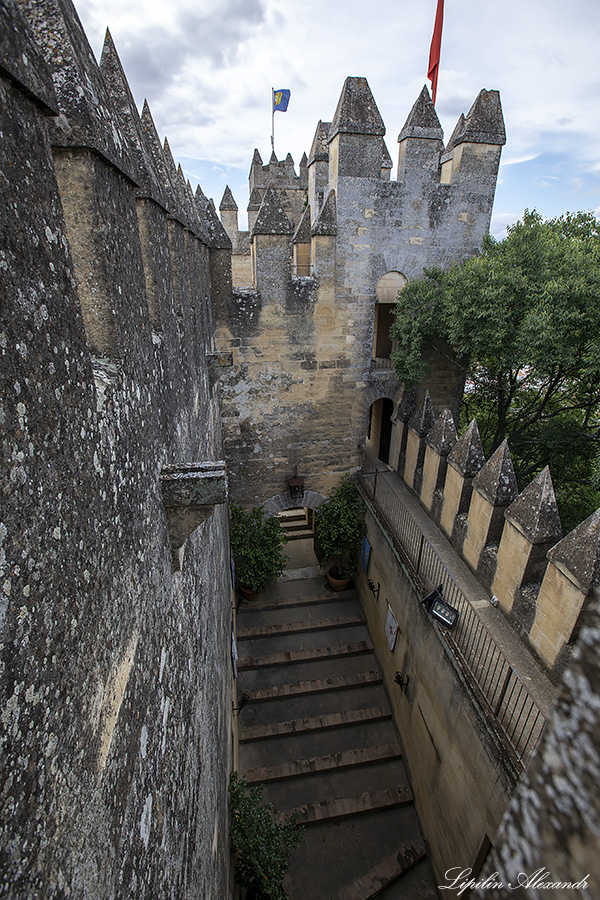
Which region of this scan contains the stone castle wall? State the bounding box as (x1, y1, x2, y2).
(0, 2, 234, 897)
(216, 78, 506, 509)
(389, 396, 600, 678)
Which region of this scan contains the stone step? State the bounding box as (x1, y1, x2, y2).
(237, 614, 365, 641)
(239, 705, 390, 742)
(244, 671, 382, 702)
(283, 528, 314, 541)
(241, 681, 388, 728)
(239, 585, 357, 612)
(238, 639, 374, 670)
(331, 842, 427, 900)
(244, 744, 402, 785)
(280, 785, 414, 826)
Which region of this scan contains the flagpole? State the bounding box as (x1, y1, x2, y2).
(271, 88, 275, 153)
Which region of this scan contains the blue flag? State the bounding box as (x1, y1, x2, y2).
(273, 89, 290, 113)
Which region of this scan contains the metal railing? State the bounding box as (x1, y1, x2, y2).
(356, 464, 545, 768)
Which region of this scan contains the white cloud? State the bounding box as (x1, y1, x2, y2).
(74, 0, 600, 217)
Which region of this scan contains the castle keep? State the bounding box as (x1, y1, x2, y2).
(216, 77, 506, 509)
(1, 0, 599, 897)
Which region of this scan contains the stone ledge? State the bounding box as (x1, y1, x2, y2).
(160, 461, 227, 571)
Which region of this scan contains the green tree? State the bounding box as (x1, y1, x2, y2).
(230, 504, 288, 595)
(229, 772, 304, 900)
(390, 210, 600, 531)
(314, 476, 365, 577)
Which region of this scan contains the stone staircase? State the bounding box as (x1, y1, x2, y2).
(236, 574, 437, 900)
(278, 507, 314, 542)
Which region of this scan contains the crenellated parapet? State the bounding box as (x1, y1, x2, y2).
(396, 398, 600, 676)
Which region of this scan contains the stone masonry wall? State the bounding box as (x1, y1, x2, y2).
(0, 2, 234, 898)
(218, 78, 505, 508)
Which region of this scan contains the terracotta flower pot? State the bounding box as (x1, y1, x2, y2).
(326, 569, 351, 591)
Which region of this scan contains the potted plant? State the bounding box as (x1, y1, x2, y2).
(314, 475, 365, 590)
(229, 772, 304, 900)
(230, 504, 288, 598)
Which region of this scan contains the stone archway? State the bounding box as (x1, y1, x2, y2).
(263, 489, 327, 517)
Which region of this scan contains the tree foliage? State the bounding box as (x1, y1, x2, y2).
(229, 772, 304, 899)
(230, 504, 287, 595)
(314, 476, 365, 577)
(390, 210, 600, 531)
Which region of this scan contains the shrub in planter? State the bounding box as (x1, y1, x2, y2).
(314, 476, 364, 582)
(230, 504, 288, 596)
(229, 772, 304, 900)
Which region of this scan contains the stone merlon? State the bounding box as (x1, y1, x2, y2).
(398, 86, 443, 142)
(311, 190, 337, 236)
(251, 186, 294, 235)
(471, 440, 518, 507)
(505, 466, 562, 544)
(454, 89, 506, 146)
(220, 185, 238, 211)
(409, 392, 436, 437)
(426, 409, 457, 455)
(547, 509, 600, 594)
(328, 76, 386, 139)
(448, 419, 485, 477)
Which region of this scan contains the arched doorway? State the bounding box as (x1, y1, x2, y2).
(367, 398, 395, 464)
(372, 272, 407, 367)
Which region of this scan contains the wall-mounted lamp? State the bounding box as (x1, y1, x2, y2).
(367, 579, 380, 601)
(394, 672, 410, 693)
(233, 692, 250, 716)
(288, 466, 305, 503)
(421, 585, 459, 629)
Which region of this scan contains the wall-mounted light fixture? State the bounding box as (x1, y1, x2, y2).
(367, 579, 380, 601)
(233, 692, 250, 716)
(394, 672, 410, 693)
(421, 585, 459, 629)
(288, 466, 305, 503)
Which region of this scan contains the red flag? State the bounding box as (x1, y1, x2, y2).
(428, 0, 444, 105)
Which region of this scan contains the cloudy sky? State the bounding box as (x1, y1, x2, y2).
(74, 0, 600, 237)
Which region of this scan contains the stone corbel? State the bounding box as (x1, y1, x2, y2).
(160, 461, 228, 571)
(207, 350, 234, 387)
